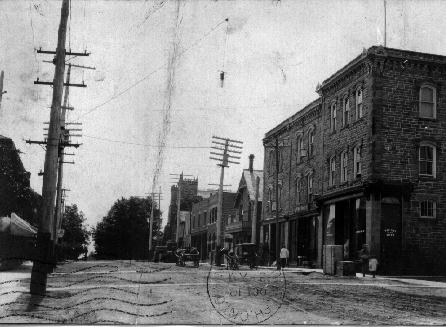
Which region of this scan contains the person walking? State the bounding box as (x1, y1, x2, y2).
(279, 244, 289, 270)
(358, 244, 370, 277)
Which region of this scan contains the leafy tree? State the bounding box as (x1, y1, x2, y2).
(93, 196, 161, 260)
(58, 204, 90, 260)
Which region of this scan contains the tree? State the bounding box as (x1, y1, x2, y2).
(92, 196, 161, 260)
(58, 204, 90, 260)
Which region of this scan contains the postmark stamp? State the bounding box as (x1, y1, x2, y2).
(206, 268, 286, 324)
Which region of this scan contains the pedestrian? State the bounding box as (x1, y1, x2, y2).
(358, 244, 370, 277)
(369, 257, 378, 278)
(279, 244, 289, 270)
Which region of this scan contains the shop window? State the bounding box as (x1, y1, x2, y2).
(419, 85, 436, 119)
(353, 146, 362, 177)
(356, 87, 363, 119)
(341, 150, 348, 183)
(419, 143, 436, 178)
(420, 200, 436, 218)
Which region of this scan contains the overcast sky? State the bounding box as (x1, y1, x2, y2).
(1, 0, 446, 231)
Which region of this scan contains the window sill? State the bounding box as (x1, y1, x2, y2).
(419, 175, 436, 181)
(418, 116, 437, 122)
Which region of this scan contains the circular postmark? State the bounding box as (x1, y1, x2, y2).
(207, 267, 286, 324)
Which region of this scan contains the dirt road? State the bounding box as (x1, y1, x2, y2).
(0, 260, 445, 324)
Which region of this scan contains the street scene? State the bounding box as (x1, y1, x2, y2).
(1, 261, 446, 325)
(1, 0, 446, 325)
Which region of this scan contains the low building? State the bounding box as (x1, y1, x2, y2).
(191, 191, 237, 262)
(227, 154, 263, 249)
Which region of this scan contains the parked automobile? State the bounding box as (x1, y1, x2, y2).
(234, 243, 258, 269)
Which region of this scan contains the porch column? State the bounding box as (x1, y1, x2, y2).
(284, 221, 289, 248)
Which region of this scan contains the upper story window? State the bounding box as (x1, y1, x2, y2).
(329, 156, 336, 186)
(295, 178, 301, 206)
(419, 142, 436, 178)
(279, 149, 284, 172)
(278, 184, 282, 210)
(308, 129, 315, 157)
(307, 174, 313, 202)
(269, 151, 274, 176)
(268, 187, 272, 213)
(330, 102, 337, 132)
(419, 85, 436, 119)
(343, 95, 350, 126)
(353, 146, 362, 177)
(356, 87, 363, 119)
(420, 200, 436, 218)
(341, 151, 348, 183)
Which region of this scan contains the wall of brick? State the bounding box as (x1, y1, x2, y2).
(371, 50, 446, 273)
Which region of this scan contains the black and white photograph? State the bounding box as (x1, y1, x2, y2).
(0, 0, 445, 325)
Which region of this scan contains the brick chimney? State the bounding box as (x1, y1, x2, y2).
(249, 154, 254, 172)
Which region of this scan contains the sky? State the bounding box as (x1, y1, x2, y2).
(1, 0, 446, 232)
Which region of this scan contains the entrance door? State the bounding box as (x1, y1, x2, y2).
(381, 197, 402, 274)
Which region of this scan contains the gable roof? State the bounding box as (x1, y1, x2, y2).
(235, 169, 263, 205)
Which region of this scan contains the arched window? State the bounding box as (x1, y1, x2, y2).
(419, 142, 436, 178)
(330, 102, 337, 132)
(356, 87, 363, 119)
(329, 156, 336, 186)
(419, 85, 436, 119)
(343, 95, 350, 126)
(341, 150, 348, 183)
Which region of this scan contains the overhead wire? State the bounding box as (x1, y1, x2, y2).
(74, 17, 229, 121)
(82, 134, 209, 149)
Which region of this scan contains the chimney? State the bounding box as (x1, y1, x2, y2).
(249, 154, 254, 172)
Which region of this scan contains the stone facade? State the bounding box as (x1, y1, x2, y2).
(262, 46, 446, 274)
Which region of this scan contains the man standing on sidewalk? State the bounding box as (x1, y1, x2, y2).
(280, 244, 289, 270)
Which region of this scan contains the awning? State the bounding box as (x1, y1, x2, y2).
(0, 213, 37, 237)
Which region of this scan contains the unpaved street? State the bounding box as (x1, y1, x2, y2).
(0, 261, 445, 324)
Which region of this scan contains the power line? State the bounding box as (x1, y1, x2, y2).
(74, 18, 228, 121)
(82, 134, 209, 149)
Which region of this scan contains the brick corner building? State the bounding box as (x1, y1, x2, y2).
(262, 46, 446, 274)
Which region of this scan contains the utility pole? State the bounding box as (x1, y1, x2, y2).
(384, 0, 387, 47)
(29, 0, 89, 296)
(30, 0, 69, 296)
(0, 71, 6, 111)
(264, 136, 290, 270)
(148, 189, 163, 254)
(53, 64, 71, 246)
(210, 135, 243, 265)
(251, 176, 260, 244)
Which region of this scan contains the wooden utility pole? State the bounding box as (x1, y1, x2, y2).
(53, 64, 71, 245)
(252, 176, 260, 244)
(176, 173, 182, 244)
(0, 71, 5, 111)
(274, 138, 280, 270)
(210, 135, 243, 265)
(30, 0, 69, 296)
(148, 188, 162, 253)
